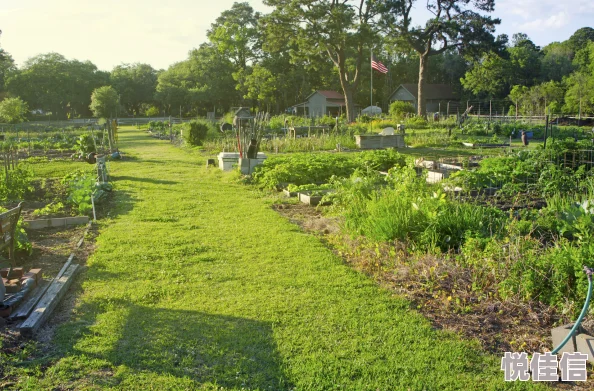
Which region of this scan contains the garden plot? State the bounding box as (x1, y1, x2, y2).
(266, 138, 594, 370)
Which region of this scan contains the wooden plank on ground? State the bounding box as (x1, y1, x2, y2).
(19, 264, 80, 337)
(55, 253, 75, 280)
(9, 280, 50, 320)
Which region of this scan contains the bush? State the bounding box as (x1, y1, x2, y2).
(184, 121, 211, 146)
(316, 115, 337, 127)
(389, 101, 415, 117)
(357, 114, 373, 123)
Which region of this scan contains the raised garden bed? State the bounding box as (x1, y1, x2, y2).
(298, 190, 333, 206)
(355, 134, 405, 149)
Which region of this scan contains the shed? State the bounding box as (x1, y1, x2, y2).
(290, 90, 350, 118)
(389, 84, 456, 112)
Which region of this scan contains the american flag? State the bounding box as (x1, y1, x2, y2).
(371, 54, 388, 74)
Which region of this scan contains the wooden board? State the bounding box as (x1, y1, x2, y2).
(19, 264, 79, 337)
(55, 253, 75, 280)
(9, 280, 50, 320)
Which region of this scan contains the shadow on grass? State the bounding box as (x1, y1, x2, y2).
(97, 189, 136, 220)
(64, 300, 292, 390)
(110, 175, 179, 185)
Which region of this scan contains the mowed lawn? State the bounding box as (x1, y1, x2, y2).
(11, 127, 544, 390)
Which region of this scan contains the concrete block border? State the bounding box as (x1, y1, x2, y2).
(24, 216, 89, 230)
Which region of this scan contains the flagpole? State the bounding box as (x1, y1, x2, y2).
(370, 48, 373, 114)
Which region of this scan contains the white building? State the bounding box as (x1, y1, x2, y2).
(291, 90, 349, 118)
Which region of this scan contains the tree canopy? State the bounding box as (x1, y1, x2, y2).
(0, 7, 594, 118)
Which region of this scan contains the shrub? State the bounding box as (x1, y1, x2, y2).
(184, 121, 211, 146)
(357, 114, 373, 123)
(316, 115, 337, 127)
(389, 101, 415, 117)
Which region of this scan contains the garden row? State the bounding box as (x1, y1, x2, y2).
(251, 141, 594, 315)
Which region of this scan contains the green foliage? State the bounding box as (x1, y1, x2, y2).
(0, 206, 31, 255)
(61, 169, 110, 215)
(5, 52, 109, 119)
(0, 163, 34, 202)
(404, 116, 429, 129)
(89, 86, 120, 118)
(62, 170, 95, 215)
(357, 114, 373, 123)
(0, 97, 29, 124)
(145, 105, 160, 117)
(110, 63, 158, 116)
(251, 150, 407, 189)
(389, 101, 415, 117)
(74, 133, 97, 158)
(330, 166, 505, 252)
(32, 202, 64, 217)
(183, 120, 212, 146)
(316, 115, 337, 127)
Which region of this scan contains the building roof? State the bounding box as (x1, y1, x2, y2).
(317, 90, 345, 100)
(391, 84, 456, 100)
(303, 90, 345, 101)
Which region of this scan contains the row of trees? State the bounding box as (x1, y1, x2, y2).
(462, 30, 594, 116)
(0, 51, 159, 120)
(1, 1, 594, 121)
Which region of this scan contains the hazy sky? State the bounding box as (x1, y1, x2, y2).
(0, 0, 592, 71)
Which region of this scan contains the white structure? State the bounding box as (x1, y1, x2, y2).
(217, 152, 267, 174)
(290, 90, 348, 118)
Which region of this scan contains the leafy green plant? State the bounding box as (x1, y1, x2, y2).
(62, 169, 110, 215)
(389, 101, 415, 117)
(32, 202, 64, 217)
(252, 150, 407, 189)
(0, 164, 34, 202)
(0, 206, 31, 255)
(183, 120, 211, 146)
(74, 133, 96, 158)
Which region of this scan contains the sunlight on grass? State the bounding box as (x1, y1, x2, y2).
(7, 127, 545, 390)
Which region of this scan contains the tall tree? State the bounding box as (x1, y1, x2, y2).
(207, 2, 261, 70)
(89, 86, 119, 119)
(111, 63, 158, 116)
(566, 27, 594, 58)
(5, 53, 108, 118)
(541, 42, 574, 82)
(380, 0, 503, 115)
(263, 0, 379, 122)
(461, 52, 511, 98)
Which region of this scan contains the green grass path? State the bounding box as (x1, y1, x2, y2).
(16, 128, 542, 390)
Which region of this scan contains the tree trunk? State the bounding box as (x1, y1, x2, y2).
(417, 54, 428, 117)
(343, 87, 356, 123)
